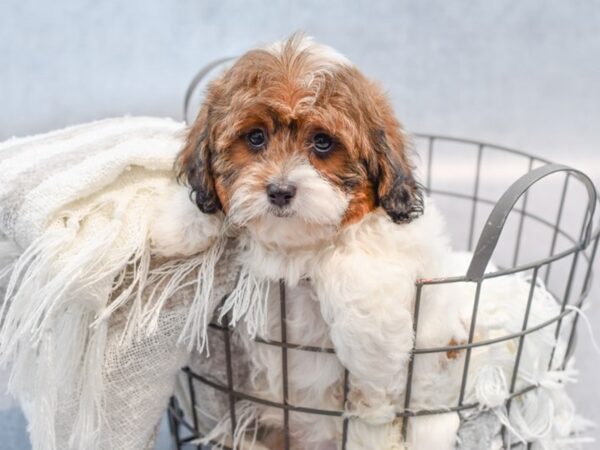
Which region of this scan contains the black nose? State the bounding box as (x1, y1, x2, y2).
(266, 183, 297, 207)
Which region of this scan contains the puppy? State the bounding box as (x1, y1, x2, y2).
(176, 34, 466, 449)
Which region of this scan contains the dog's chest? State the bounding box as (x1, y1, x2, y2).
(265, 278, 331, 348)
(243, 278, 344, 403)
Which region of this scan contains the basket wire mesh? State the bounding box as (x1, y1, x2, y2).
(167, 63, 600, 450)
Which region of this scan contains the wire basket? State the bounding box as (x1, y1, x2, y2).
(167, 63, 600, 450)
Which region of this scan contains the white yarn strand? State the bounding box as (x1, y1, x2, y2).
(218, 268, 270, 339)
(177, 233, 228, 354)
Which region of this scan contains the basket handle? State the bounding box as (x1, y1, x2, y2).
(183, 57, 235, 124)
(466, 163, 597, 282)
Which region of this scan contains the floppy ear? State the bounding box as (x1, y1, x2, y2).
(371, 125, 424, 224)
(175, 105, 222, 214)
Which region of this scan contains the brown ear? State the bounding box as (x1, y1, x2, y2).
(175, 105, 221, 214)
(371, 125, 424, 224)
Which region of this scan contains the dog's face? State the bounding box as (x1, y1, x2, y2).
(177, 35, 422, 248)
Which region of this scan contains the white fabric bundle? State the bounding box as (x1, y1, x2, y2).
(0, 117, 235, 450)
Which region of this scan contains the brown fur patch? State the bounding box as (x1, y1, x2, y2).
(446, 338, 464, 360)
(343, 183, 377, 225)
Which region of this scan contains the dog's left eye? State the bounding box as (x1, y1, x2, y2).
(313, 133, 334, 154)
(246, 128, 266, 150)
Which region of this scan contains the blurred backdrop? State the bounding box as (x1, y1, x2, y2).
(1, 0, 599, 448)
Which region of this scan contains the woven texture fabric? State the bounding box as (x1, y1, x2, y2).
(0, 116, 184, 248)
(0, 117, 232, 450)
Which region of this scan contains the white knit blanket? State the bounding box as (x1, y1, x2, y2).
(0, 116, 183, 247)
(0, 117, 232, 450)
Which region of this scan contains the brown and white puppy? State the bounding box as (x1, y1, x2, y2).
(176, 34, 463, 450)
(177, 35, 423, 241)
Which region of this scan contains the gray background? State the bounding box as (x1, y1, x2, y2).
(1, 0, 599, 448)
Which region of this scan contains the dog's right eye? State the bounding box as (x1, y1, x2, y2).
(246, 128, 266, 150)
